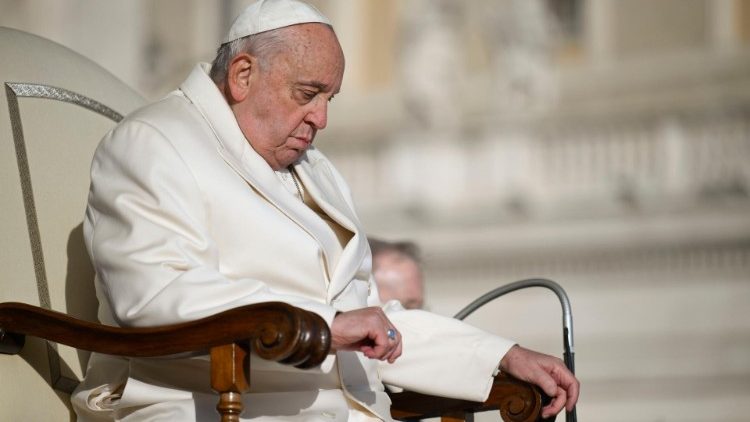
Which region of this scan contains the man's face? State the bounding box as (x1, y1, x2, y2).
(374, 253, 425, 310)
(233, 24, 344, 170)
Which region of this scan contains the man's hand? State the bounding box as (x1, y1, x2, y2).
(330, 307, 402, 363)
(500, 345, 580, 419)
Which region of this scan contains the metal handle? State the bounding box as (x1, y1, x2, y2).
(454, 278, 577, 422)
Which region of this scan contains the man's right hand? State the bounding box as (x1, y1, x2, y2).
(330, 307, 402, 363)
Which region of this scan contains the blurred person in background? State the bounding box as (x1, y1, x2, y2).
(369, 238, 424, 310)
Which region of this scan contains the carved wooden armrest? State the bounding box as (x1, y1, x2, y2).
(0, 301, 330, 422)
(388, 373, 554, 422)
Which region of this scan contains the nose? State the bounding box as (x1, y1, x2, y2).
(305, 98, 328, 130)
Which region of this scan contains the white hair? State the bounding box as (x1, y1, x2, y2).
(209, 28, 289, 84)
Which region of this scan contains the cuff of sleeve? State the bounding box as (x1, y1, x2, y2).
(472, 336, 517, 402)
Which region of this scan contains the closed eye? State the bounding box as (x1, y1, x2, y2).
(293, 89, 318, 104)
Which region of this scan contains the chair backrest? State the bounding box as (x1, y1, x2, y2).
(0, 27, 145, 420)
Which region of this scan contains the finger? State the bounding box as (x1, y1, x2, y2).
(388, 337, 403, 363)
(532, 356, 570, 398)
(563, 376, 579, 411)
(383, 331, 402, 363)
(530, 366, 559, 398)
(541, 386, 566, 418)
(382, 344, 397, 362)
(366, 310, 394, 356)
(566, 379, 580, 411)
(360, 345, 375, 358)
(368, 331, 390, 359)
(357, 327, 387, 359)
(548, 363, 580, 411)
(556, 370, 579, 411)
(380, 329, 399, 360)
(361, 342, 388, 360)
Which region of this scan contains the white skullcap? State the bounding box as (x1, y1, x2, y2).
(222, 0, 331, 44)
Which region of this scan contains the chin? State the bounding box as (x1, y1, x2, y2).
(279, 154, 302, 169)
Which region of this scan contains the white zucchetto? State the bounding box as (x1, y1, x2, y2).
(222, 0, 331, 44)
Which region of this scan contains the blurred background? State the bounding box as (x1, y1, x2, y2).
(2, 0, 750, 420)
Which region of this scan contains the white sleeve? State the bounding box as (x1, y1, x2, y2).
(85, 119, 337, 331)
(378, 305, 516, 402)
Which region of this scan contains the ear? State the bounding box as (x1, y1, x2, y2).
(225, 53, 256, 103)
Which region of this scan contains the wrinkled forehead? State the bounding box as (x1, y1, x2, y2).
(284, 24, 343, 64)
(272, 24, 345, 86)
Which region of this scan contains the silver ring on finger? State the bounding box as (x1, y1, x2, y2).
(386, 328, 397, 341)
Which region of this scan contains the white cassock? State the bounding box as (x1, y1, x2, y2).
(71, 63, 515, 421)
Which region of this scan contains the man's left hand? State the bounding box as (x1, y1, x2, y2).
(499, 345, 580, 419)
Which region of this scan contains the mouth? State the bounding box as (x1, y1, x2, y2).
(292, 136, 312, 148)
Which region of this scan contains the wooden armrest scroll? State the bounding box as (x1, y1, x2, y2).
(0, 301, 330, 364)
(0, 301, 330, 422)
(388, 373, 553, 422)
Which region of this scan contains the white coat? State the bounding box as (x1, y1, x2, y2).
(71, 64, 515, 421)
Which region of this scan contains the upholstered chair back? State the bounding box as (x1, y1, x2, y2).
(0, 27, 145, 420)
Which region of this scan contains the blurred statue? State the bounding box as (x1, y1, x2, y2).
(398, 0, 464, 133)
(477, 0, 559, 113)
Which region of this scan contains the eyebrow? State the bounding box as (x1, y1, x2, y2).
(297, 80, 339, 95)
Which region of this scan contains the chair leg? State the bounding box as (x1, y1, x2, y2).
(442, 411, 474, 422)
(211, 343, 251, 422)
(217, 392, 243, 422)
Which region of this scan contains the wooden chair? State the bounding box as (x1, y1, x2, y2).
(0, 27, 547, 421)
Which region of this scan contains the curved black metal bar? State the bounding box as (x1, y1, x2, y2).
(454, 278, 577, 422)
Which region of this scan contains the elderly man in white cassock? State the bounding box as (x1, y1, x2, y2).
(72, 1, 579, 421)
